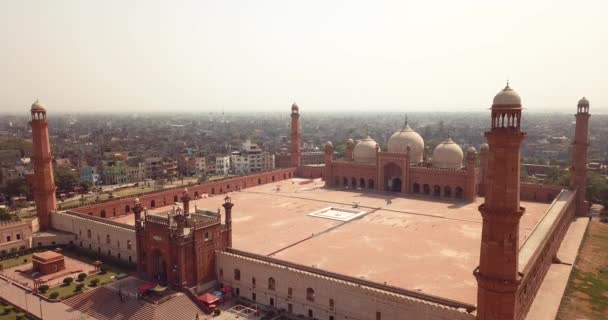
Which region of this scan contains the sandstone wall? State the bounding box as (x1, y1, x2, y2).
(216, 250, 475, 320)
(52, 211, 137, 263)
(515, 190, 576, 320)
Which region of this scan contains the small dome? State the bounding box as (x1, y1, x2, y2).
(493, 83, 521, 107)
(578, 97, 589, 107)
(325, 141, 334, 153)
(387, 122, 425, 163)
(291, 102, 299, 111)
(467, 146, 477, 153)
(31, 99, 47, 112)
(346, 138, 355, 148)
(480, 143, 489, 151)
(432, 137, 464, 169)
(353, 136, 378, 163)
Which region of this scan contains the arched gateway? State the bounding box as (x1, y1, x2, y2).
(151, 249, 167, 284)
(383, 162, 403, 192)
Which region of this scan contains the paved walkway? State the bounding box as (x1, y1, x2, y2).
(0, 277, 92, 320)
(525, 217, 589, 320)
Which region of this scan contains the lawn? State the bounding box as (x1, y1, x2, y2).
(0, 254, 33, 271)
(0, 303, 26, 320)
(43, 270, 121, 300)
(42, 248, 130, 300)
(557, 220, 608, 319)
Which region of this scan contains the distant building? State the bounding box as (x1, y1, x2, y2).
(178, 156, 206, 177)
(144, 157, 178, 180)
(215, 156, 231, 175)
(79, 166, 101, 186)
(126, 162, 146, 182)
(230, 140, 275, 175)
(101, 160, 128, 185)
(301, 151, 325, 165)
(0, 150, 21, 165)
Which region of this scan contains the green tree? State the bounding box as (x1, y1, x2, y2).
(80, 181, 92, 193)
(54, 166, 79, 192)
(0, 208, 11, 221)
(3, 178, 30, 201)
(587, 172, 608, 207)
(544, 167, 570, 187)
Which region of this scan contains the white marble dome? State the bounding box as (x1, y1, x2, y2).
(493, 84, 521, 107)
(31, 99, 47, 112)
(353, 136, 378, 163)
(432, 137, 464, 169)
(387, 123, 424, 163)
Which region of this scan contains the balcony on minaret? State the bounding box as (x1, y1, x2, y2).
(31, 100, 48, 120)
(577, 97, 590, 114)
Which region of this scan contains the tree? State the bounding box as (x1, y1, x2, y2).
(587, 173, 608, 207)
(54, 166, 79, 193)
(3, 179, 30, 201)
(80, 181, 92, 193)
(155, 178, 166, 189)
(89, 278, 100, 287)
(63, 277, 74, 286)
(0, 208, 11, 221)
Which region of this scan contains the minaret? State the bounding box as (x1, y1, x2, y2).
(475, 84, 526, 320)
(290, 103, 301, 167)
(222, 195, 234, 247)
(465, 147, 477, 202)
(133, 198, 146, 275)
(571, 97, 590, 217)
(180, 188, 191, 215)
(30, 100, 56, 231)
(478, 143, 489, 196)
(324, 141, 334, 186)
(346, 139, 355, 161)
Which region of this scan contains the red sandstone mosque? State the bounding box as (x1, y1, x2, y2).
(27, 84, 591, 320)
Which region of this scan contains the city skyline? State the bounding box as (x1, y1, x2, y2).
(1, 0, 607, 113)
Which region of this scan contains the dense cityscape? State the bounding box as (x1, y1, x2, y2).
(1, 1, 607, 320)
(2, 110, 607, 212)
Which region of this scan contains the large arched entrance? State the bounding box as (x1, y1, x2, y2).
(151, 249, 167, 284)
(383, 162, 403, 192)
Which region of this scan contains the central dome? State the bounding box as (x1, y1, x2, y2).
(387, 122, 424, 163)
(432, 137, 463, 169)
(353, 136, 378, 163)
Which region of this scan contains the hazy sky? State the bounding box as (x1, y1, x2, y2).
(1, 0, 606, 114)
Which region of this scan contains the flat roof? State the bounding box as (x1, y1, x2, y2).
(110, 178, 552, 305)
(33, 250, 63, 261)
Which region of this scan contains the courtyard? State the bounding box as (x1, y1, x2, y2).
(109, 178, 555, 305)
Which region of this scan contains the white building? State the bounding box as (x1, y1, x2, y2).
(215, 156, 231, 175)
(230, 140, 275, 175)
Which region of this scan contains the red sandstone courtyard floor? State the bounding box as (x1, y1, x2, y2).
(108, 178, 552, 305)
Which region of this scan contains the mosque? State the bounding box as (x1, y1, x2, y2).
(25, 84, 591, 320)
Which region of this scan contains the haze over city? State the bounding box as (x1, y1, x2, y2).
(1, 0, 607, 113)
